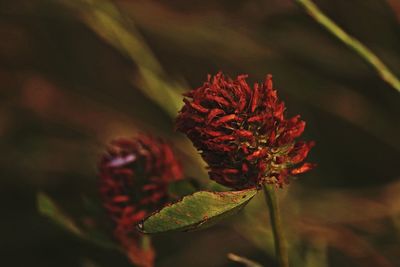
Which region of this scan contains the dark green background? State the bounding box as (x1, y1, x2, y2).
(1, 0, 400, 266)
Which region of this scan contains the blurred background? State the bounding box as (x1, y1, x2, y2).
(1, 0, 400, 266)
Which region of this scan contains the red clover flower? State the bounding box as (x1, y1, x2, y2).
(176, 72, 315, 189)
(98, 134, 183, 265)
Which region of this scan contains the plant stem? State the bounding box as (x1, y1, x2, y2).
(296, 0, 400, 94)
(263, 184, 289, 267)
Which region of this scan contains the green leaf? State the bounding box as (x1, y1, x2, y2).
(227, 253, 264, 267)
(37, 192, 119, 250)
(37, 192, 83, 236)
(60, 0, 185, 118)
(140, 189, 258, 234)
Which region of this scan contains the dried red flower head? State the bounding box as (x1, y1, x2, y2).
(176, 72, 315, 189)
(99, 134, 183, 239)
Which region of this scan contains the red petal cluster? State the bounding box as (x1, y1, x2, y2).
(176, 72, 315, 189)
(99, 134, 183, 236)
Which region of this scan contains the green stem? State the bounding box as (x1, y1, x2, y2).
(296, 0, 400, 93)
(263, 184, 289, 267)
